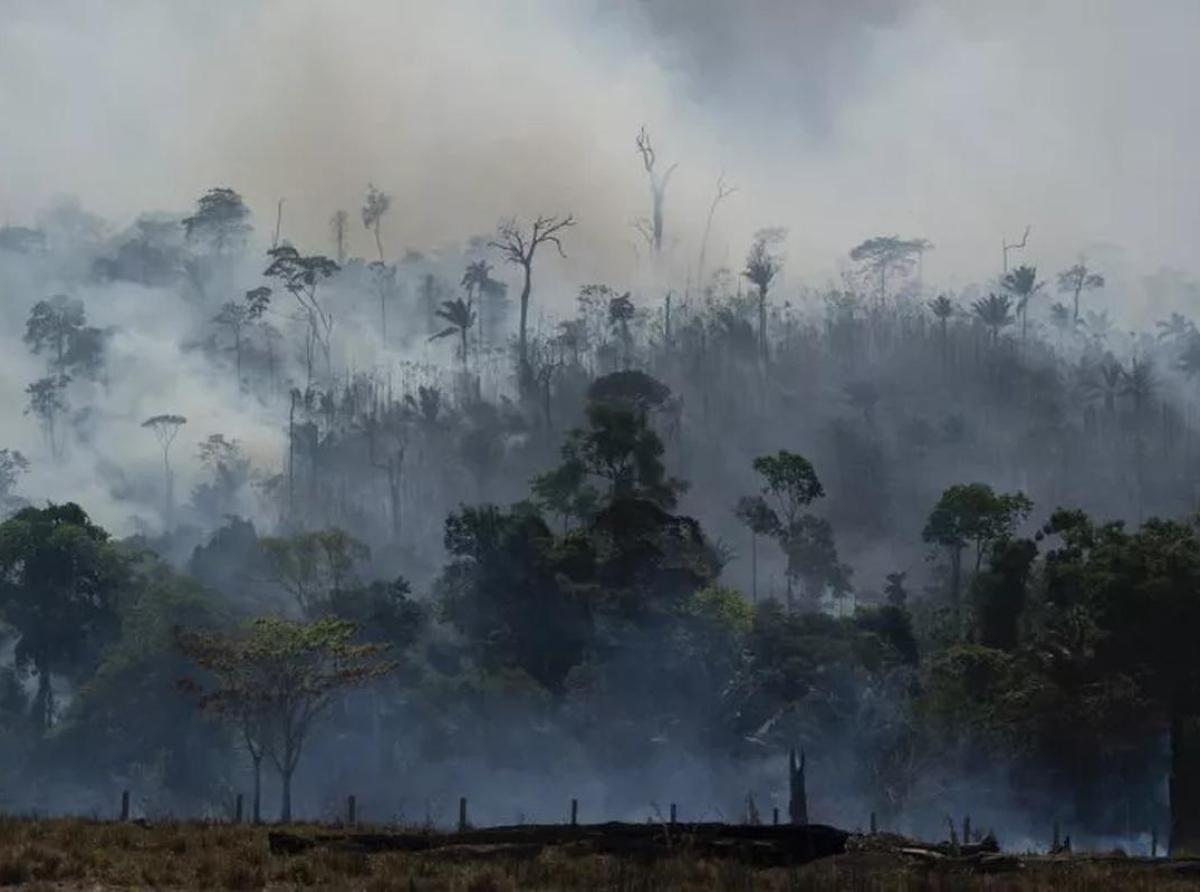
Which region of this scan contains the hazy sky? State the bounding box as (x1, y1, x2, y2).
(2, 0, 1199, 284)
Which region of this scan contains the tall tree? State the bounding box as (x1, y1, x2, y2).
(182, 187, 251, 256)
(177, 616, 394, 822)
(361, 184, 391, 263)
(213, 301, 251, 385)
(489, 214, 576, 390)
(25, 376, 69, 458)
(461, 259, 494, 343)
(142, 414, 187, 530)
(742, 228, 785, 362)
(429, 297, 477, 370)
(253, 246, 340, 384)
(697, 173, 736, 289)
(849, 236, 929, 301)
(260, 530, 370, 617)
(922, 483, 1032, 634)
(1056, 261, 1104, 323)
(633, 126, 678, 256)
(1001, 265, 1044, 340)
(929, 294, 955, 365)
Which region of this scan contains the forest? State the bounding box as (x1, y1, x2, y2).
(3, 167, 1200, 862)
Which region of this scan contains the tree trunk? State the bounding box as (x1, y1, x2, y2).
(1171, 714, 1200, 855)
(950, 549, 963, 635)
(281, 767, 294, 823)
(35, 658, 53, 735)
(758, 284, 768, 362)
(751, 533, 758, 603)
(517, 264, 533, 389)
(252, 754, 263, 824)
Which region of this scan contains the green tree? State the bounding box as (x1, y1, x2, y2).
(24, 294, 85, 372)
(25, 375, 69, 458)
(177, 616, 394, 822)
(259, 529, 370, 617)
(922, 483, 1033, 634)
(0, 503, 126, 734)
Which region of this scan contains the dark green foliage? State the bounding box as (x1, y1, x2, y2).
(0, 503, 127, 734)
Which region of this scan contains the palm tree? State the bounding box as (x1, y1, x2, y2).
(1087, 357, 1124, 418)
(1001, 265, 1043, 340)
(461, 260, 493, 342)
(430, 297, 476, 369)
(1156, 312, 1194, 345)
(1048, 302, 1074, 344)
(928, 294, 954, 364)
(971, 293, 1015, 344)
(1121, 357, 1155, 424)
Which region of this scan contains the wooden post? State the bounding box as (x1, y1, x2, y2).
(870, 811, 877, 834)
(347, 795, 356, 826)
(669, 803, 676, 825)
(458, 797, 468, 833)
(1152, 826, 1159, 858)
(120, 790, 130, 821)
(570, 799, 577, 826)
(234, 794, 244, 825)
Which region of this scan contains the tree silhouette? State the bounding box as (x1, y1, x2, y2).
(1001, 265, 1043, 340)
(633, 127, 678, 256)
(849, 235, 929, 301)
(743, 228, 785, 362)
(255, 246, 340, 384)
(429, 297, 476, 369)
(929, 294, 955, 365)
(25, 376, 69, 458)
(182, 187, 251, 256)
(360, 184, 390, 263)
(489, 214, 576, 390)
(213, 301, 251, 385)
(177, 616, 394, 823)
(1056, 261, 1104, 322)
(142, 414, 187, 530)
(971, 293, 1015, 344)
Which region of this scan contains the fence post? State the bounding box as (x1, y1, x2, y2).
(347, 795, 356, 826)
(120, 790, 130, 822)
(669, 803, 677, 825)
(570, 799, 578, 827)
(235, 794, 244, 825)
(458, 797, 468, 833)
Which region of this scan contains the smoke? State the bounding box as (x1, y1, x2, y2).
(2, 1, 1198, 288)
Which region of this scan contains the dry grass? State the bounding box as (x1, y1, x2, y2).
(0, 818, 1197, 891)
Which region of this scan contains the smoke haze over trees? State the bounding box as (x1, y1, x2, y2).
(4, 0, 1200, 857)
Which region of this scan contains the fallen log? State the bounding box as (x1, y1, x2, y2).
(268, 821, 849, 865)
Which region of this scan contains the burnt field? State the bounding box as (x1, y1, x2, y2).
(2, 817, 1200, 891)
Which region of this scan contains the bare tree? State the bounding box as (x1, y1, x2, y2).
(634, 127, 678, 256)
(697, 173, 736, 288)
(489, 214, 576, 388)
(142, 413, 187, 529)
(1002, 225, 1031, 273)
